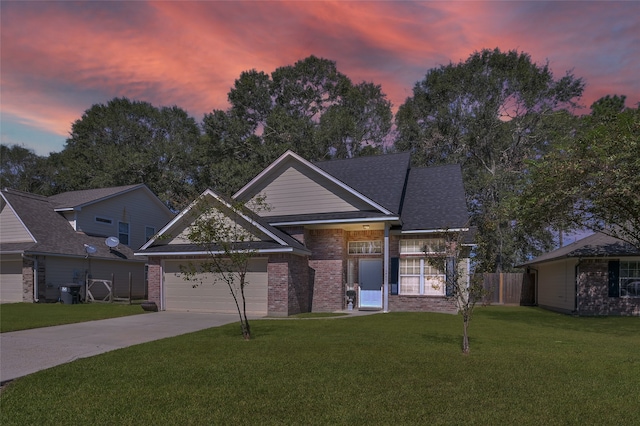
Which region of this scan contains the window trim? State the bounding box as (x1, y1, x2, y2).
(620, 260, 640, 298)
(145, 226, 155, 242)
(348, 240, 382, 255)
(399, 257, 445, 296)
(94, 216, 113, 225)
(400, 238, 446, 255)
(118, 221, 130, 246)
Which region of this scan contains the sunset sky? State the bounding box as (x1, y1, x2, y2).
(1, 1, 638, 156)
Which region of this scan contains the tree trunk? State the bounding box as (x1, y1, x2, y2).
(462, 317, 470, 354)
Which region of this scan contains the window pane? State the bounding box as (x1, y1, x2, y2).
(400, 276, 419, 295)
(424, 276, 445, 295)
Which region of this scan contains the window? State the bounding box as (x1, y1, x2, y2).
(348, 241, 382, 255)
(95, 216, 112, 225)
(145, 226, 155, 242)
(118, 222, 130, 246)
(620, 261, 640, 297)
(399, 258, 445, 296)
(400, 238, 445, 255)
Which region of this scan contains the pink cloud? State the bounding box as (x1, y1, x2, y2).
(1, 0, 638, 155)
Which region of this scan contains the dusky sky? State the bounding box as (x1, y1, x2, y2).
(1, 1, 638, 156)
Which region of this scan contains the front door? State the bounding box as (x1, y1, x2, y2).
(359, 258, 383, 309)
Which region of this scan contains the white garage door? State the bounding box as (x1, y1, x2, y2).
(0, 260, 24, 303)
(163, 258, 268, 315)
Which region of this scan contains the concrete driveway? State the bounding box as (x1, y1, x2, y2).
(0, 311, 242, 383)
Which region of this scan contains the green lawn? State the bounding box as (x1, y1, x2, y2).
(0, 303, 147, 332)
(1, 307, 639, 425)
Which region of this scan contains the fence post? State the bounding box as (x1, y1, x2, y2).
(110, 273, 114, 303)
(499, 273, 504, 304)
(128, 272, 132, 304)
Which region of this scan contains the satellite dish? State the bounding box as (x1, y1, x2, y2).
(105, 236, 120, 248)
(84, 244, 97, 254)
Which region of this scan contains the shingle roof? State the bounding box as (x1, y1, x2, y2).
(1, 189, 141, 261)
(400, 164, 469, 231)
(48, 184, 143, 209)
(136, 189, 310, 256)
(521, 232, 640, 266)
(314, 152, 412, 214)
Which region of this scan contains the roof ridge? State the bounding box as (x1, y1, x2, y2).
(2, 188, 50, 201)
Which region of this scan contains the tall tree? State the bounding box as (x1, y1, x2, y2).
(520, 96, 640, 248)
(395, 48, 585, 272)
(0, 144, 57, 194)
(202, 56, 392, 194)
(55, 97, 202, 210)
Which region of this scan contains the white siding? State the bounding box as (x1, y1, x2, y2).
(537, 259, 577, 312)
(0, 258, 24, 302)
(74, 188, 173, 250)
(253, 164, 372, 217)
(163, 259, 268, 314)
(0, 202, 33, 243)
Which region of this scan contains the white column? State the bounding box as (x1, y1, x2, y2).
(383, 223, 390, 313)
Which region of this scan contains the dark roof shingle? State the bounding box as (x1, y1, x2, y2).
(314, 152, 411, 214)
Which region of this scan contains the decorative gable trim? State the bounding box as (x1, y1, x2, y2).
(0, 191, 37, 243)
(139, 189, 292, 251)
(233, 150, 393, 215)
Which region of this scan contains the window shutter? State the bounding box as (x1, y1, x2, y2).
(390, 257, 399, 295)
(445, 257, 455, 297)
(608, 260, 620, 298)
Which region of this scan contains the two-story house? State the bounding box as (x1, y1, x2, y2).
(0, 184, 174, 303)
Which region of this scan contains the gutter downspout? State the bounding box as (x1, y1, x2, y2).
(527, 266, 539, 306)
(22, 254, 39, 302)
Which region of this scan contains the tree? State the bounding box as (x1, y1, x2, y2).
(55, 97, 202, 210)
(180, 193, 269, 340)
(395, 48, 585, 272)
(425, 229, 483, 354)
(520, 96, 640, 248)
(0, 144, 58, 194)
(201, 56, 393, 194)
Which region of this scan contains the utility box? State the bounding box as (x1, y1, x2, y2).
(59, 284, 82, 304)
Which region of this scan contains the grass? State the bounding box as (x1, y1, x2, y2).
(0, 303, 147, 332)
(1, 307, 639, 425)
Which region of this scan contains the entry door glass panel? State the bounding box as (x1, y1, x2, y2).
(359, 259, 383, 308)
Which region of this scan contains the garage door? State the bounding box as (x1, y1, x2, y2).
(0, 260, 24, 303)
(163, 259, 268, 315)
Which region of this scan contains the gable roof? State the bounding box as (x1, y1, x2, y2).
(48, 184, 153, 210)
(400, 164, 469, 232)
(314, 152, 412, 214)
(137, 189, 310, 256)
(521, 232, 640, 266)
(234, 150, 394, 216)
(0, 189, 141, 261)
(235, 150, 469, 232)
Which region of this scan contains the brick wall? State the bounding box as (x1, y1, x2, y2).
(267, 253, 312, 316)
(22, 257, 34, 302)
(388, 295, 457, 313)
(577, 260, 640, 316)
(147, 257, 162, 306)
(307, 229, 345, 312)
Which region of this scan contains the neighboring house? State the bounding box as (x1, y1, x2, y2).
(0, 185, 174, 303)
(137, 150, 471, 316)
(521, 232, 640, 316)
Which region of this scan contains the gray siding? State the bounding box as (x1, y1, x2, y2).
(252, 164, 372, 217)
(43, 256, 146, 299)
(74, 188, 172, 250)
